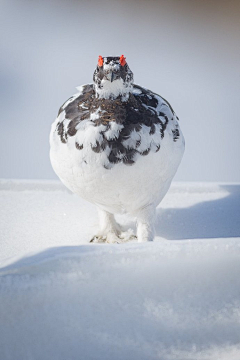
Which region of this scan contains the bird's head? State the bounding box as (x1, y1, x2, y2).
(93, 55, 133, 101)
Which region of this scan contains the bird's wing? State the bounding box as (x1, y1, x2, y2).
(55, 84, 94, 143)
(132, 84, 178, 120)
(131, 84, 181, 143)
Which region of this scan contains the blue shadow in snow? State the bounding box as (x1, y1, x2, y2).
(156, 185, 240, 240)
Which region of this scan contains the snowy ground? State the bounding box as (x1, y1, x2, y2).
(0, 180, 240, 360)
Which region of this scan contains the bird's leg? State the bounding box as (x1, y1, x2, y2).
(90, 208, 121, 243)
(135, 204, 156, 242)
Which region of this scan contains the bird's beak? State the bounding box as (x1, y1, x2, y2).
(110, 71, 114, 83)
(105, 71, 118, 82)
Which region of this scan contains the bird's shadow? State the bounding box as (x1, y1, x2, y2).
(155, 184, 240, 240)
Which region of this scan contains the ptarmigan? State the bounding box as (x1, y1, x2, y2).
(50, 55, 185, 243)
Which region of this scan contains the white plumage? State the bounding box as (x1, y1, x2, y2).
(50, 56, 185, 243)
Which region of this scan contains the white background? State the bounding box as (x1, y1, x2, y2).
(1, 0, 240, 181)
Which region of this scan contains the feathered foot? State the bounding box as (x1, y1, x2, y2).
(90, 208, 136, 244)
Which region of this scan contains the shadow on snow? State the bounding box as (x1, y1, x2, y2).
(156, 184, 240, 240)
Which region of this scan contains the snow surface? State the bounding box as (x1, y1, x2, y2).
(0, 180, 240, 360)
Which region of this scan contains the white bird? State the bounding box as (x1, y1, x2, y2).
(50, 55, 185, 243)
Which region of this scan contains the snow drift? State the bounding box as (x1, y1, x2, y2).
(0, 180, 240, 360)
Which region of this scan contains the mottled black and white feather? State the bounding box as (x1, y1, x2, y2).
(50, 56, 185, 243)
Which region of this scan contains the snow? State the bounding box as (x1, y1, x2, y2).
(0, 180, 240, 360)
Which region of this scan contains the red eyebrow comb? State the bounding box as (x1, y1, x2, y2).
(98, 56, 103, 67)
(120, 55, 126, 66)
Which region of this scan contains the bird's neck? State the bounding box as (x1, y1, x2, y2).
(94, 79, 133, 101)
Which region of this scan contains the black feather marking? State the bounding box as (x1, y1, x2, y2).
(75, 142, 83, 150)
(136, 139, 141, 148)
(68, 117, 81, 136)
(91, 141, 102, 153)
(56, 122, 67, 143)
(172, 128, 180, 142)
(140, 148, 151, 156)
(149, 124, 155, 135)
(108, 151, 121, 164)
(55, 83, 177, 167)
(123, 149, 137, 165)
